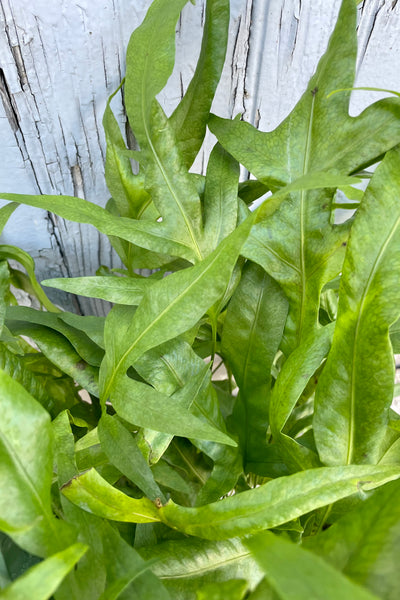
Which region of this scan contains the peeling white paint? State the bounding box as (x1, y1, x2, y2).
(0, 0, 399, 314)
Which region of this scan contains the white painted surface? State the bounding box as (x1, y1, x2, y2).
(0, 0, 399, 314)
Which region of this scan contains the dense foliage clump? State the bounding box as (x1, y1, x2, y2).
(1, 0, 400, 597)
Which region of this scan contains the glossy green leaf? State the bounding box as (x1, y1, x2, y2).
(6, 306, 104, 366)
(314, 147, 400, 466)
(52, 412, 107, 600)
(0, 371, 74, 557)
(160, 465, 400, 540)
(210, 0, 400, 350)
(196, 579, 248, 600)
(0, 192, 197, 263)
(0, 245, 58, 312)
(134, 338, 241, 499)
(222, 261, 288, 464)
(111, 368, 236, 447)
(61, 468, 160, 523)
(5, 321, 99, 396)
(42, 275, 154, 305)
(201, 143, 239, 254)
(169, 0, 229, 167)
(305, 479, 400, 600)
(139, 537, 263, 598)
(99, 523, 171, 600)
(103, 85, 150, 220)
(62, 464, 400, 540)
(151, 460, 192, 495)
(98, 414, 164, 501)
(269, 323, 334, 472)
(135, 338, 208, 463)
(0, 202, 19, 235)
(0, 344, 79, 416)
(124, 0, 203, 262)
(160, 438, 211, 504)
(100, 215, 253, 403)
(0, 543, 87, 600)
(246, 531, 378, 600)
(57, 312, 105, 348)
(102, 88, 168, 272)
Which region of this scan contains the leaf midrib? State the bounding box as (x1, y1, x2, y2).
(297, 92, 317, 344)
(0, 429, 60, 540)
(346, 210, 400, 464)
(103, 242, 230, 401)
(157, 549, 253, 579)
(140, 42, 203, 262)
(171, 470, 393, 534)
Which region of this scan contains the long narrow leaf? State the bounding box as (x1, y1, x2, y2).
(0, 543, 87, 600)
(42, 275, 155, 306)
(0, 193, 197, 263)
(99, 215, 253, 403)
(124, 0, 203, 261)
(246, 531, 378, 600)
(0, 371, 74, 557)
(314, 147, 400, 465)
(269, 323, 334, 472)
(169, 0, 229, 167)
(62, 465, 400, 540)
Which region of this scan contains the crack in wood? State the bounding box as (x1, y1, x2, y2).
(45, 211, 84, 315)
(0, 68, 20, 132)
(10, 43, 28, 88)
(358, 2, 384, 65)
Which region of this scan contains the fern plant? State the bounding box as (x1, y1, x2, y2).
(1, 0, 400, 598)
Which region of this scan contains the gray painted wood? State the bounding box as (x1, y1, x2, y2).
(0, 0, 399, 314)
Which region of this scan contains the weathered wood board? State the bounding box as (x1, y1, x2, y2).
(0, 0, 399, 314)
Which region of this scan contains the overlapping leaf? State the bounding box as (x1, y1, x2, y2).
(209, 0, 400, 350)
(222, 262, 288, 465)
(124, 0, 204, 262)
(62, 465, 400, 540)
(246, 531, 378, 600)
(0, 371, 74, 557)
(269, 323, 334, 472)
(305, 479, 400, 600)
(0, 543, 87, 600)
(42, 275, 155, 306)
(99, 216, 253, 405)
(314, 147, 400, 466)
(0, 194, 196, 263)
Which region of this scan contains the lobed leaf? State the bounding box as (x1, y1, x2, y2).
(210, 0, 400, 350)
(124, 0, 203, 262)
